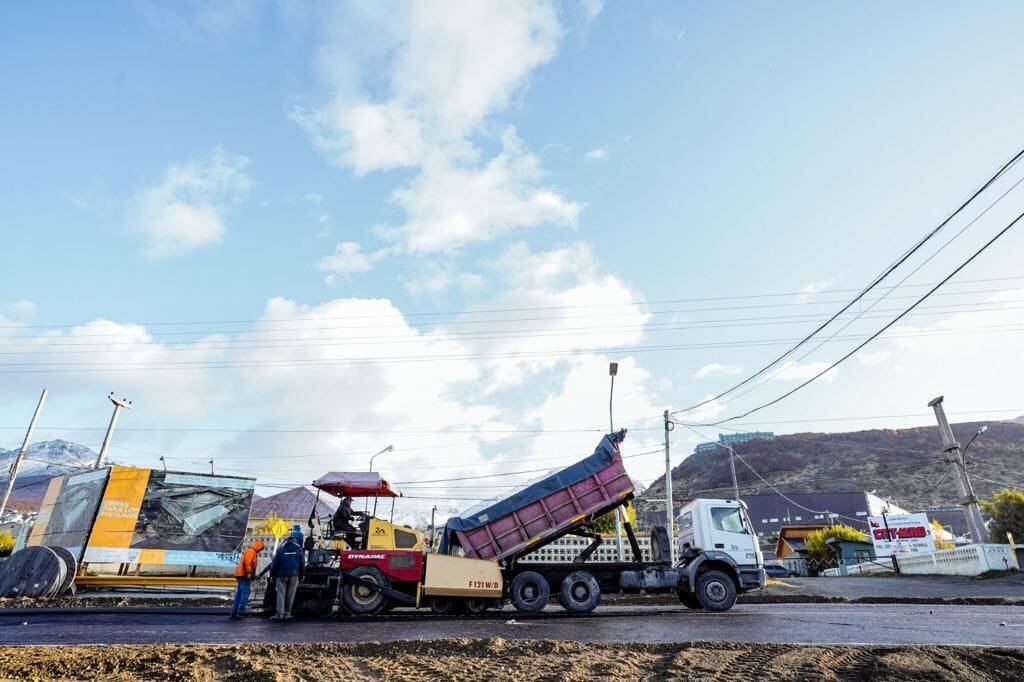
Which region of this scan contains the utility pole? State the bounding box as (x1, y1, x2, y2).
(609, 363, 624, 561)
(716, 442, 741, 502)
(0, 389, 47, 518)
(95, 393, 132, 469)
(928, 396, 987, 543)
(209, 459, 215, 475)
(663, 410, 675, 563)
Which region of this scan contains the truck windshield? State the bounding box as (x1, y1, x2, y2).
(711, 507, 747, 534)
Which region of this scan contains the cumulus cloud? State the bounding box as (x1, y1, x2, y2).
(694, 362, 742, 379)
(317, 241, 375, 281)
(295, 1, 577, 256)
(128, 147, 251, 258)
(584, 147, 607, 161)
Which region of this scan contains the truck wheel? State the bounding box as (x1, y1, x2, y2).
(558, 571, 600, 614)
(429, 597, 457, 615)
(465, 598, 488, 615)
(510, 571, 550, 614)
(695, 570, 736, 612)
(342, 566, 388, 615)
(677, 590, 702, 610)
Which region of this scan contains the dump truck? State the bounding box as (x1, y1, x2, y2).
(274, 430, 763, 616)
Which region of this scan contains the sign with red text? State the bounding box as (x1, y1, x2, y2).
(868, 513, 933, 557)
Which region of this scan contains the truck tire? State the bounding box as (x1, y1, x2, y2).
(510, 571, 550, 614)
(558, 571, 600, 614)
(694, 569, 736, 612)
(429, 597, 461, 615)
(677, 589, 702, 610)
(342, 566, 388, 615)
(465, 598, 489, 615)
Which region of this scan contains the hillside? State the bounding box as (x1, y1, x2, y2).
(0, 440, 98, 511)
(642, 421, 1024, 511)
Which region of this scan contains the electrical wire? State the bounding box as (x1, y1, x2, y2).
(670, 146, 1024, 417)
(690, 209, 1024, 427)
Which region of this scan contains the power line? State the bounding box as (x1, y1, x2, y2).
(4, 275, 1022, 334)
(689, 209, 1024, 427)
(671, 147, 1024, 417)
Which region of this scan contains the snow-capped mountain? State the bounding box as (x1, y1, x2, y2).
(391, 505, 463, 531)
(0, 439, 98, 479)
(0, 440, 99, 511)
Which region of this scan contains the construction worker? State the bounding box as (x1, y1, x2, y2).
(230, 539, 264, 619)
(332, 495, 361, 548)
(269, 533, 305, 621)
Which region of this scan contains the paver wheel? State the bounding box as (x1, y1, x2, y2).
(694, 569, 736, 612)
(510, 571, 549, 614)
(465, 598, 488, 615)
(429, 596, 462, 615)
(342, 566, 388, 615)
(558, 571, 600, 614)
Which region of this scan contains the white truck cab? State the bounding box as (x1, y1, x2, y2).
(674, 498, 765, 609)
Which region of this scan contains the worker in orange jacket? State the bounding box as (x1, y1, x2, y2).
(230, 539, 265, 619)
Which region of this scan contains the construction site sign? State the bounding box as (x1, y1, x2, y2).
(867, 512, 934, 557)
(82, 466, 256, 568)
(26, 468, 110, 560)
(269, 518, 290, 540)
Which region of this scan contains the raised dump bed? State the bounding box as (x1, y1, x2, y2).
(440, 430, 634, 563)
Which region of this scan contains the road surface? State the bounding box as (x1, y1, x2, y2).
(2, 603, 1022, 647)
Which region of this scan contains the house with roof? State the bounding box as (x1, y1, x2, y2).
(244, 486, 339, 550)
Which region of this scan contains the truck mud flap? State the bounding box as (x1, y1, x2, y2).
(339, 572, 416, 605)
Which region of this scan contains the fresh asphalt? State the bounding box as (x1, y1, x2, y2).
(2, 604, 1022, 647)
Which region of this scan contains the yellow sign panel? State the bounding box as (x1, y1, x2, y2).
(84, 465, 151, 553)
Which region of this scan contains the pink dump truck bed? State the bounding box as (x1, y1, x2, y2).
(441, 431, 634, 562)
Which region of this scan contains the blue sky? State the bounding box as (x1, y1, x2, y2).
(2, 2, 1023, 507)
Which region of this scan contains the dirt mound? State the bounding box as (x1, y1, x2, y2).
(2, 638, 1022, 681)
(0, 596, 230, 609)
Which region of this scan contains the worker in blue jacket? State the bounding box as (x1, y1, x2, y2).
(269, 533, 305, 621)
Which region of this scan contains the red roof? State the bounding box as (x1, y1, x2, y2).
(312, 471, 400, 498)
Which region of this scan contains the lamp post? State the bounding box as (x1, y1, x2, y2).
(369, 444, 394, 473)
(961, 425, 988, 464)
(95, 393, 132, 469)
(367, 445, 394, 513)
(609, 363, 623, 561)
(715, 442, 741, 502)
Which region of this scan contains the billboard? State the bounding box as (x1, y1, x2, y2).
(83, 466, 255, 568)
(868, 512, 934, 557)
(26, 468, 110, 560)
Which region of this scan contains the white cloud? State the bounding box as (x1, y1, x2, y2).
(381, 129, 580, 253)
(303, 192, 323, 204)
(771, 360, 839, 383)
(129, 147, 251, 258)
(694, 362, 742, 379)
(318, 241, 374, 277)
(4, 300, 36, 322)
(856, 350, 891, 365)
(799, 280, 833, 302)
(584, 147, 607, 161)
(296, 1, 577, 256)
(579, 0, 605, 22)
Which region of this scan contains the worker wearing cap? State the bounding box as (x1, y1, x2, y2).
(230, 539, 264, 619)
(332, 495, 360, 548)
(269, 533, 305, 621)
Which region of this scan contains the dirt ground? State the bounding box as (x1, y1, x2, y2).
(0, 596, 231, 609)
(1, 638, 1022, 681)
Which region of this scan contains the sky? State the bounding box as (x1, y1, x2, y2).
(2, 1, 1024, 514)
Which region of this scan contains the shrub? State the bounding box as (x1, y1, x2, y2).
(805, 525, 868, 560)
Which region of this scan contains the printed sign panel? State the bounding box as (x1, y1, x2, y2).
(83, 467, 256, 568)
(26, 468, 110, 560)
(868, 512, 934, 557)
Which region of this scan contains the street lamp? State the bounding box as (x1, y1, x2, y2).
(608, 362, 624, 561)
(961, 425, 987, 465)
(368, 444, 394, 473)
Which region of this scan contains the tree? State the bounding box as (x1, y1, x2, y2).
(592, 506, 637, 535)
(931, 520, 955, 550)
(0, 531, 13, 557)
(981, 488, 1024, 543)
(804, 525, 868, 560)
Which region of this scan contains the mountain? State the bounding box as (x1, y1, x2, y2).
(642, 421, 1024, 511)
(0, 440, 98, 511)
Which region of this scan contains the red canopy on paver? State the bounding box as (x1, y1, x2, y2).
(312, 471, 401, 498)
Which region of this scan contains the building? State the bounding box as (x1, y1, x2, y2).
(744, 491, 907, 540)
(919, 504, 969, 539)
(245, 486, 339, 550)
(719, 431, 775, 446)
(693, 432, 775, 456)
